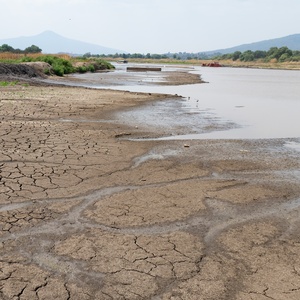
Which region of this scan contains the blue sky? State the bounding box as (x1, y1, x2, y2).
(1, 0, 300, 53)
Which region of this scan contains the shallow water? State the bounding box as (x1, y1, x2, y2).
(115, 67, 300, 140)
(68, 64, 300, 140)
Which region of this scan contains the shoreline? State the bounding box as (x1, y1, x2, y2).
(0, 73, 299, 299)
(109, 58, 300, 70)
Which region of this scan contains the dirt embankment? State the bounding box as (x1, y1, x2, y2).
(0, 62, 49, 81)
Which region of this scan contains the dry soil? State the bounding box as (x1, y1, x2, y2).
(0, 71, 299, 300)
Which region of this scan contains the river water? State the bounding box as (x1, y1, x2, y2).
(67, 64, 300, 145)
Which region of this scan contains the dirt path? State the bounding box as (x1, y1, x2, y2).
(0, 82, 299, 300)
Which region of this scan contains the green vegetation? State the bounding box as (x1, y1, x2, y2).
(72, 58, 115, 74)
(0, 81, 18, 87)
(2, 41, 298, 74)
(21, 56, 115, 76)
(0, 47, 115, 76)
(80, 57, 115, 70)
(214, 47, 300, 62)
(83, 51, 170, 60)
(0, 44, 42, 54)
(89, 46, 300, 64)
(23, 55, 75, 76)
(0, 81, 28, 87)
(77, 64, 95, 73)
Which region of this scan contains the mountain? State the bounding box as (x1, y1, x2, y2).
(203, 34, 300, 56)
(0, 31, 124, 55)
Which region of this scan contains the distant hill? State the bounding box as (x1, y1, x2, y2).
(0, 31, 125, 55)
(204, 34, 300, 56)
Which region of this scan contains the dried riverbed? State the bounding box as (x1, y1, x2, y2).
(0, 69, 300, 299)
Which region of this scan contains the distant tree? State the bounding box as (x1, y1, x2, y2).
(277, 47, 292, 60)
(151, 54, 162, 59)
(83, 52, 92, 58)
(0, 44, 15, 52)
(220, 53, 233, 60)
(267, 46, 292, 61)
(254, 50, 266, 59)
(278, 52, 292, 62)
(14, 48, 23, 54)
(24, 45, 42, 53)
(239, 50, 254, 62)
(293, 50, 300, 56)
(131, 53, 143, 58)
(266, 47, 278, 58)
(232, 51, 241, 61)
(291, 50, 300, 61)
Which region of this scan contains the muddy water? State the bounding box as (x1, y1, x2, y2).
(114, 67, 300, 139)
(67, 64, 300, 144)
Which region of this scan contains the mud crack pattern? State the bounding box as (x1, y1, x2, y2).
(0, 85, 300, 299)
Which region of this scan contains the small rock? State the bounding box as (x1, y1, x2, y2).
(239, 149, 249, 153)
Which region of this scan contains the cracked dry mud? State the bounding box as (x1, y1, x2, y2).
(0, 83, 300, 300)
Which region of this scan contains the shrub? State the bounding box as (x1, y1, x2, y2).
(0, 81, 9, 86)
(43, 68, 51, 75)
(0, 53, 114, 76)
(52, 63, 65, 76)
(20, 56, 33, 62)
(93, 59, 115, 70)
(88, 64, 95, 72)
(35, 55, 75, 76)
(77, 66, 88, 73)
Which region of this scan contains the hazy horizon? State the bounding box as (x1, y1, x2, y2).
(1, 0, 300, 53)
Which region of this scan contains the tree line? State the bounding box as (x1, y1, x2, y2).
(83, 52, 170, 60)
(86, 52, 210, 60)
(2, 42, 299, 63)
(85, 47, 300, 62)
(214, 47, 300, 62)
(0, 44, 42, 54)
